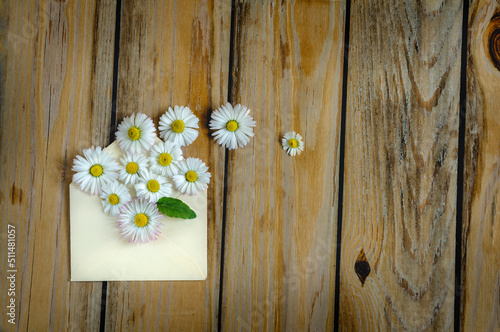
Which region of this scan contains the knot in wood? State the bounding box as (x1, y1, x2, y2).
(354, 249, 371, 286)
(487, 13, 500, 71)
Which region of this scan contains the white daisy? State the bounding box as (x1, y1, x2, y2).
(100, 181, 132, 216)
(158, 105, 199, 147)
(135, 169, 172, 203)
(209, 103, 256, 150)
(282, 131, 304, 156)
(149, 141, 183, 177)
(116, 113, 156, 154)
(72, 146, 119, 196)
(119, 152, 149, 185)
(118, 198, 163, 244)
(172, 157, 211, 196)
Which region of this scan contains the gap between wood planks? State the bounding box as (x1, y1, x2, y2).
(100, 0, 122, 331)
(455, 1, 470, 331)
(217, 0, 236, 330)
(333, 0, 351, 330)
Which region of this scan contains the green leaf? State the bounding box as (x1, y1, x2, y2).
(156, 197, 197, 219)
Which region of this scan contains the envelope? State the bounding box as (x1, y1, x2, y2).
(70, 141, 207, 281)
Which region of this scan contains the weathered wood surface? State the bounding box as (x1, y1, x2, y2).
(0, 0, 116, 330)
(462, 0, 500, 331)
(220, 1, 346, 330)
(3, 0, 500, 331)
(339, 0, 463, 330)
(103, 0, 231, 331)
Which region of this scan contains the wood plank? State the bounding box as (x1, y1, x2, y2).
(103, 0, 231, 330)
(339, 0, 463, 330)
(0, 0, 116, 330)
(220, 1, 346, 330)
(462, 0, 500, 330)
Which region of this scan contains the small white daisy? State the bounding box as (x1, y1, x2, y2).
(282, 131, 304, 156)
(135, 169, 172, 203)
(116, 113, 156, 154)
(209, 103, 256, 150)
(172, 157, 211, 196)
(119, 152, 149, 185)
(72, 146, 119, 196)
(149, 141, 183, 177)
(118, 198, 163, 244)
(100, 181, 132, 216)
(158, 105, 199, 147)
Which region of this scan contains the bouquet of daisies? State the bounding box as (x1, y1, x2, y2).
(72, 106, 211, 244)
(70, 102, 303, 245)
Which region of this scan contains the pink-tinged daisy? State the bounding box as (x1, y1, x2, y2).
(158, 106, 199, 147)
(117, 198, 163, 244)
(149, 141, 183, 177)
(172, 157, 211, 196)
(119, 152, 149, 185)
(100, 181, 132, 216)
(134, 169, 172, 203)
(209, 103, 256, 150)
(282, 131, 304, 156)
(116, 113, 156, 154)
(72, 146, 119, 196)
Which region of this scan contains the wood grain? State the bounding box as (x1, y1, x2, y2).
(220, 1, 346, 330)
(0, 0, 116, 330)
(103, 0, 231, 330)
(3, 0, 500, 330)
(339, 0, 463, 330)
(462, 0, 500, 330)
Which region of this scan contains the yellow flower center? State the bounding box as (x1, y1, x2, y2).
(108, 194, 119, 205)
(226, 120, 238, 132)
(89, 164, 103, 177)
(134, 213, 148, 227)
(159, 153, 172, 166)
(288, 139, 298, 148)
(125, 162, 139, 174)
(147, 179, 160, 193)
(171, 120, 185, 133)
(185, 171, 198, 182)
(127, 126, 141, 141)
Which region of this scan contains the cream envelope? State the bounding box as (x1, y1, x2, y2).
(70, 141, 207, 281)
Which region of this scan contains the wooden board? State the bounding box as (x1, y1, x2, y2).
(4, 0, 500, 330)
(219, 1, 346, 330)
(461, 0, 500, 330)
(103, 0, 231, 330)
(0, 0, 116, 330)
(339, 0, 463, 330)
